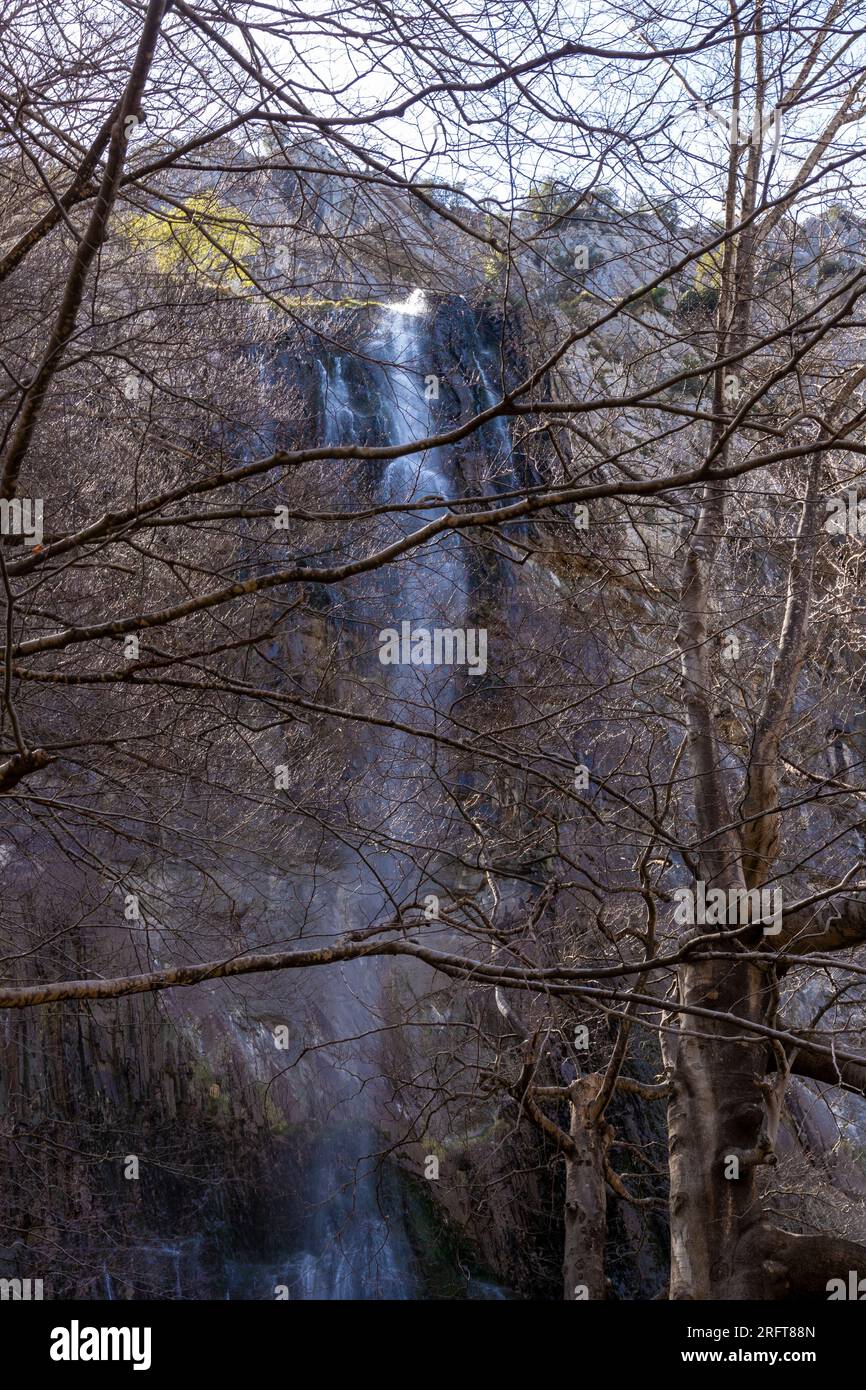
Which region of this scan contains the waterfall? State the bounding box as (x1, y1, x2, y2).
(260, 293, 506, 1300)
(263, 294, 464, 1301)
(374, 295, 469, 754)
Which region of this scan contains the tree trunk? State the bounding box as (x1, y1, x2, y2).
(668, 956, 775, 1298)
(562, 1077, 609, 1300)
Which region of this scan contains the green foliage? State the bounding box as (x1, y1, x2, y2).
(632, 198, 682, 232)
(657, 201, 682, 232)
(669, 351, 705, 399)
(674, 244, 724, 317)
(677, 284, 719, 317)
(528, 178, 584, 224)
(817, 257, 848, 283)
(634, 284, 669, 311)
(827, 204, 855, 225)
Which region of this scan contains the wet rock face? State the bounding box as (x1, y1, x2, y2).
(0, 995, 267, 1298)
(0, 994, 525, 1298)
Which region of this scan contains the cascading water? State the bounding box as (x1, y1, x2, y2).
(372, 293, 470, 841)
(263, 291, 468, 1301)
(246, 292, 507, 1300)
(378, 291, 467, 641)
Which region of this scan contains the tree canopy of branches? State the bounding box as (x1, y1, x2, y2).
(2, 0, 866, 1303)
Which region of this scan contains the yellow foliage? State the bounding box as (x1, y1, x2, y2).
(695, 246, 725, 290)
(124, 193, 258, 292)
